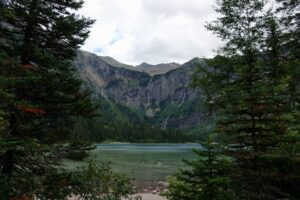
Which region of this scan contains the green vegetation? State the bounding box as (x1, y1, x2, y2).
(74, 95, 210, 143)
(37, 160, 136, 200)
(163, 140, 233, 200)
(1, 0, 299, 199)
(0, 0, 135, 199)
(74, 118, 196, 143)
(176, 0, 300, 199)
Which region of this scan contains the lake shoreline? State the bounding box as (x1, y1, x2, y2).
(123, 193, 167, 200)
(92, 143, 201, 192)
(98, 141, 201, 144)
(64, 143, 200, 198)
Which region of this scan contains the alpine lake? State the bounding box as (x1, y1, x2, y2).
(64, 143, 202, 191)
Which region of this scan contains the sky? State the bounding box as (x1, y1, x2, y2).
(78, 0, 221, 65)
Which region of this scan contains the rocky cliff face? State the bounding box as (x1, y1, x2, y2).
(74, 51, 207, 129)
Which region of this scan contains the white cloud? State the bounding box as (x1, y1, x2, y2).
(78, 0, 221, 65)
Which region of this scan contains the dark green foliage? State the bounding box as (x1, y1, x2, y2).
(0, 0, 129, 199)
(163, 140, 234, 200)
(65, 142, 95, 161)
(276, 0, 300, 57)
(276, 0, 300, 155)
(36, 160, 136, 200)
(231, 155, 300, 200)
(73, 95, 207, 143)
(192, 0, 300, 199)
(67, 161, 136, 200)
(74, 118, 195, 143)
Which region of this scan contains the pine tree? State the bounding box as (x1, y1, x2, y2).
(276, 0, 300, 155)
(163, 140, 233, 200)
(276, 0, 300, 63)
(0, 0, 98, 198)
(192, 0, 299, 199)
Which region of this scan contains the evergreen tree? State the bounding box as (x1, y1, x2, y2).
(0, 0, 102, 198)
(276, 0, 300, 63)
(163, 139, 233, 200)
(276, 0, 300, 155)
(192, 0, 299, 199)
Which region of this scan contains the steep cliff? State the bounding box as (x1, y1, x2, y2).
(74, 51, 208, 129)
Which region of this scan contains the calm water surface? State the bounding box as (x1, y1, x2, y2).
(92, 143, 202, 189)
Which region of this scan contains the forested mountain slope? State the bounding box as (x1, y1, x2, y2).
(74, 51, 209, 130)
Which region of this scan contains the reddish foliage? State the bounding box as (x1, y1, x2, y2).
(10, 196, 31, 200)
(2, 59, 12, 65)
(256, 104, 269, 111)
(9, 76, 17, 80)
(21, 64, 37, 71)
(17, 105, 46, 115)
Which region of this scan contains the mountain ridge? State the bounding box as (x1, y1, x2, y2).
(74, 50, 209, 130)
(79, 50, 200, 76)
(136, 62, 181, 75)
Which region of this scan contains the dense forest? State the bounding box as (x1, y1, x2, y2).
(164, 0, 300, 199)
(74, 119, 208, 143)
(73, 95, 214, 143)
(0, 0, 136, 199)
(0, 0, 299, 199)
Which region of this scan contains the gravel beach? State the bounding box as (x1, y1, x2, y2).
(123, 193, 167, 200)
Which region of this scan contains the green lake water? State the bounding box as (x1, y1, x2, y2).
(91, 143, 202, 189)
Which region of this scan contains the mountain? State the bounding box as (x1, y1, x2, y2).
(136, 62, 180, 75)
(98, 56, 138, 71)
(74, 50, 210, 130)
(97, 55, 181, 75)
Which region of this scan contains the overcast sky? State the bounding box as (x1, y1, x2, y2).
(78, 0, 221, 65)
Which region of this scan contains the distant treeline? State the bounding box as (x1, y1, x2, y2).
(73, 118, 207, 143)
